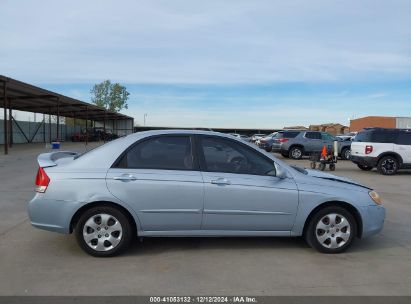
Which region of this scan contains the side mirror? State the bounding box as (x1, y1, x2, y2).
(274, 163, 287, 179)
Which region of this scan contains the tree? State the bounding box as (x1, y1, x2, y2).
(90, 80, 130, 112)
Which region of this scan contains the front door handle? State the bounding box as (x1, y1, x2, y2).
(211, 178, 231, 185)
(113, 174, 137, 181)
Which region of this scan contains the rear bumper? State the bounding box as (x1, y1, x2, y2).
(28, 194, 82, 234)
(359, 205, 385, 238)
(351, 155, 378, 168)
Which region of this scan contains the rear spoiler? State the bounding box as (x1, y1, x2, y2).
(37, 151, 79, 168)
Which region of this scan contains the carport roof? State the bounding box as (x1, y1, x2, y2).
(0, 75, 133, 121)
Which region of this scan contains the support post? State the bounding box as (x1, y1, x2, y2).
(3, 81, 8, 155)
(85, 106, 88, 146)
(103, 110, 106, 143)
(8, 97, 12, 147)
(48, 108, 52, 143)
(43, 114, 46, 143)
(56, 97, 60, 141)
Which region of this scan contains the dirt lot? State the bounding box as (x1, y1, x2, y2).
(0, 142, 410, 295)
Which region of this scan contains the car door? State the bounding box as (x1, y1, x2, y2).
(395, 131, 411, 163)
(321, 132, 337, 153)
(197, 135, 299, 232)
(304, 132, 323, 152)
(106, 135, 204, 231)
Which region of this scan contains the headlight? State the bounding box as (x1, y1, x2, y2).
(369, 191, 382, 205)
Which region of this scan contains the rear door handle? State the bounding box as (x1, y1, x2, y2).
(211, 178, 231, 185)
(113, 174, 137, 181)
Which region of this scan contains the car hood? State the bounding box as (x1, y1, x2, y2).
(302, 168, 372, 190)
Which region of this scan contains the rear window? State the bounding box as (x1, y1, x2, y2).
(305, 132, 321, 139)
(397, 131, 411, 145)
(278, 131, 300, 138)
(354, 130, 398, 143)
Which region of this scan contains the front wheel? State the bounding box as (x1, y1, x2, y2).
(341, 148, 351, 160)
(305, 206, 357, 253)
(75, 206, 133, 257)
(265, 147, 272, 152)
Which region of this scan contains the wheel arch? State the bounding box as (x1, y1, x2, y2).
(70, 201, 138, 236)
(377, 152, 403, 166)
(302, 201, 363, 238)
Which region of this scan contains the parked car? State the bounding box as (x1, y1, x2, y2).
(257, 132, 278, 151)
(250, 133, 267, 143)
(229, 133, 251, 142)
(29, 130, 384, 256)
(279, 131, 352, 160)
(267, 130, 301, 153)
(351, 128, 411, 175)
(71, 128, 118, 142)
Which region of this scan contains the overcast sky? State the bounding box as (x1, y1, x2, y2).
(1, 0, 411, 128)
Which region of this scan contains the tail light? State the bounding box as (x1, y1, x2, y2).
(278, 138, 289, 143)
(35, 167, 50, 193)
(365, 145, 373, 155)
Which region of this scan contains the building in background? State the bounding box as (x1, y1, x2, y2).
(309, 123, 349, 136)
(350, 116, 411, 132)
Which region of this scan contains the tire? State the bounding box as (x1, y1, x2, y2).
(310, 162, 316, 169)
(289, 146, 303, 160)
(305, 206, 357, 254)
(281, 152, 289, 158)
(377, 156, 399, 175)
(319, 163, 326, 171)
(265, 147, 272, 152)
(341, 148, 351, 160)
(75, 205, 133, 257)
(357, 164, 373, 171)
(329, 163, 336, 171)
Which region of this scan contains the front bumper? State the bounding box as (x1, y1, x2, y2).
(359, 204, 385, 238)
(351, 155, 378, 168)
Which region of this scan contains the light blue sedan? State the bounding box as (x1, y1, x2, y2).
(28, 130, 385, 257)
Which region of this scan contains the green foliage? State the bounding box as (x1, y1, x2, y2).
(90, 80, 130, 112)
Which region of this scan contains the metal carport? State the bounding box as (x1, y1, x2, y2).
(0, 75, 134, 154)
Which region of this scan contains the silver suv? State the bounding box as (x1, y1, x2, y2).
(279, 131, 352, 160)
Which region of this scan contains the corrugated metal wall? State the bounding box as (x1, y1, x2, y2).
(0, 119, 85, 144)
(1, 118, 133, 144)
(396, 117, 411, 129)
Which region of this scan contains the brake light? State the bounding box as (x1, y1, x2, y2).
(35, 167, 50, 193)
(279, 138, 289, 143)
(365, 145, 373, 155)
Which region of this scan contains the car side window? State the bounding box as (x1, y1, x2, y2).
(117, 136, 194, 170)
(305, 132, 321, 139)
(321, 133, 336, 141)
(199, 136, 275, 176)
(397, 131, 411, 145)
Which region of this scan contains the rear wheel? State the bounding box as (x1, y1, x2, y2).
(305, 206, 357, 253)
(75, 206, 133, 257)
(289, 146, 303, 160)
(357, 164, 373, 171)
(378, 156, 399, 175)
